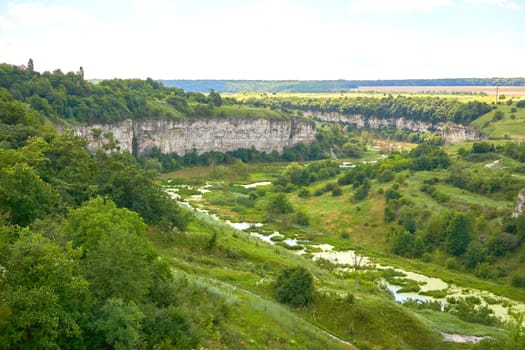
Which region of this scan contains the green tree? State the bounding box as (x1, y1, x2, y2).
(445, 212, 471, 256)
(0, 163, 57, 226)
(392, 230, 414, 257)
(464, 240, 486, 269)
(492, 110, 505, 121)
(0, 230, 90, 349)
(353, 178, 370, 201)
(63, 197, 156, 302)
(93, 298, 144, 350)
(208, 89, 222, 107)
(94, 152, 189, 231)
(275, 267, 314, 307)
(266, 193, 294, 216)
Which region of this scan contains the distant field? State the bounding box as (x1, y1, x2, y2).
(354, 86, 525, 97)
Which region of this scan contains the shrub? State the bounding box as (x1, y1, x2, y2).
(446, 257, 459, 270)
(445, 300, 500, 326)
(511, 273, 525, 289)
(324, 182, 337, 192)
(313, 189, 324, 197)
(266, 193, 293, 215)
(274, 267, 314, 307)
(294, 211, 310, 226)
(492, 110, 505, 121)
(298, 188, 310, 198)
(331, 186, 343, 196)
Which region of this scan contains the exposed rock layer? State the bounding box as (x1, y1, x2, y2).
(304, 110, 483, 143)
(68, 118, 316, 156)
(512, 191, 525, 218)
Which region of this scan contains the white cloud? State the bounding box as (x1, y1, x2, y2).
(347, 0, 454, 13)
(1, 0, 522, 80)
(0, 16, 15, 30)
(131, 0, 178, 21)
(7, 2, 95, 26)
(465, 0, 522, 11)
(208, 0, 325, 79)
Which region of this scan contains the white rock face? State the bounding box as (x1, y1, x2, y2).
(67, 118, 316, 156)
(305, 110, 483, 143)
(512, 191, 525, 218)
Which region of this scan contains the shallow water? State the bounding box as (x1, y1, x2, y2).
(386, 284, 434, 303)
(226, 221, 263, 231)
(250, 232, 281, 244)
(240, 181, 272, 188)
(165, 183, 525, 323)
(386, 269, 448, 293)
(310, 244, 371, 267)
(304, 244, 525, 322)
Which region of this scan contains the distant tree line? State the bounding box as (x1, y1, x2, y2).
(241, 95, 492, 125)
(0, 63, 228, 124)
(161, 78, 525, 93)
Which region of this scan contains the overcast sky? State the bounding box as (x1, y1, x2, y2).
(1, 0, 524, 80)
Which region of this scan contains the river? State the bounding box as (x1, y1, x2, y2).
(164, 180, 525, 324)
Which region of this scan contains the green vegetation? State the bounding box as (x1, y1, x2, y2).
(4, 63, 525, 349)
(238, 93, 492, 124)
(275, 267, 314, 307)
(0, 63, 291, 125)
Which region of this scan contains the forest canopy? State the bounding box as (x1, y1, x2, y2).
(240, 94, 492, 125)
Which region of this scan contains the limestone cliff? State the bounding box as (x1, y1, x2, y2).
(512, 191, 525, 218)
(304, 110, 483, 143)
(68, 118, 316, 156)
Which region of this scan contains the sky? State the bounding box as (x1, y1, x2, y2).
(0, 0, 524, 80)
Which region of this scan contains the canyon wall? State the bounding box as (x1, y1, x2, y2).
(68, 118, 316, 156)
(304, 110, 483, 143)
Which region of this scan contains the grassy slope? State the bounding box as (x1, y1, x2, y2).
(157, 161, 512, 349)
(149, 209, 470, 350)
(471, 101, 525, 141)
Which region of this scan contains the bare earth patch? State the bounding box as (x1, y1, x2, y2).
(441, 333, 488, 343)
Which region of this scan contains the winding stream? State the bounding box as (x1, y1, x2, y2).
(165, 181, 525, 325)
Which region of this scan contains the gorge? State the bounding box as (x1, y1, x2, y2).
(69, 117, 316, 156)
(303, 110, 483, 143)
(68, 113, 482, 157)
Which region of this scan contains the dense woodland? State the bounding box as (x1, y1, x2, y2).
(0, 85, 201, 348)
(0, 63, 231, 125)
(240, 94, 492, 124)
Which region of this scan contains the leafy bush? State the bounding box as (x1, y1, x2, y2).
(511, 273, 525, 289)
(266, 193, 293, 215)
(445, 299, 500, 326)
(294, 211, 310, 226)
(274, 267, 314, 307)
(298, 188, 310, 198)
(331, 186, 343, 196)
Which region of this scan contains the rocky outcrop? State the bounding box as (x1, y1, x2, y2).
(67, 118, 316, 156)
(512, 191, 525, 218)
(304, 110, 483, 143)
